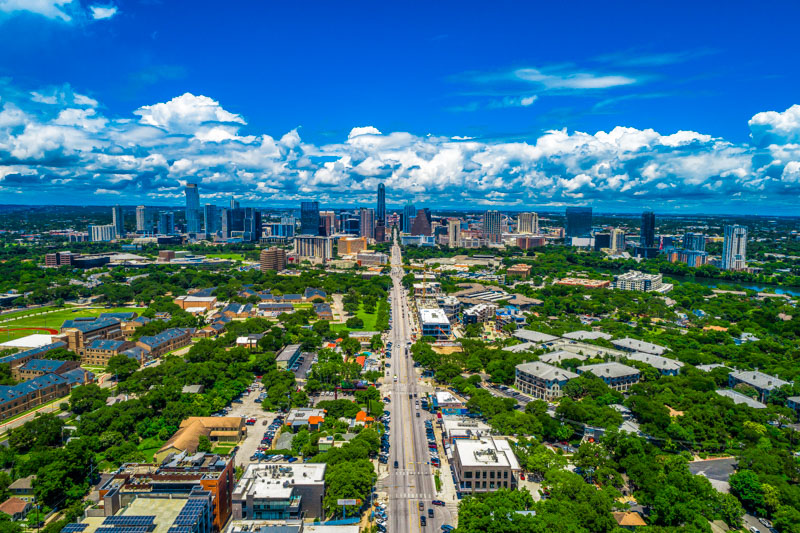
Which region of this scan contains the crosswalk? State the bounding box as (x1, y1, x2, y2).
(388, 493, 433, 499)
(392, 469, 431, 476)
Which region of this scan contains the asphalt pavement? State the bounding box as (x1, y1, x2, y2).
(380, 238, 455, 533)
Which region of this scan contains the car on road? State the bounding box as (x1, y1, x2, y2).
(420, 516, 426, 527)
(418, 501, 424, 511)
(394, 460, 399, 468)
(440, 525, 454, 531)
(416, 412, 420, 417)
(427, 508, 434, 518)
(432, 500, 445, 506)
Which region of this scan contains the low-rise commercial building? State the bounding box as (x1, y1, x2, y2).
(285, 408, 326, 431)
(577, 362, 641, 392)
(506, 264, 532, 279)
(514, 361, 578, 401)
(538, 350, 587, 365)
(232, 463, 326, 520)
(612, 270, 673, 293)
(452, 437, 520, 495)
(82, 339, 136, 366)
(612, 337, 668, 356)
(276, 344, 302, 370)
(462, 303, 497, 325)
(716, 389, 767, 409)
(174, 295, 218, 310)
(419, 308, 451, 339)
(441, 416, 492, 445)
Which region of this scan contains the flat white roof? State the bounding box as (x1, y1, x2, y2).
(729, 369, 790, 390)
(420, 308, 449, 324)
(578, 362, 640, 378)
(0, 334, 54, 348)
(502, 342, 538, 353)
(435, 391, 463, 405)
(516, 361, 578, 381)
(455, 437, 520, 470)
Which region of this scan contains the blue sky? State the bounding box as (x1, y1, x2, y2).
(1, 1, 800, 213)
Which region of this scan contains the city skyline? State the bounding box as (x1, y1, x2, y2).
(0, 4, 800, 213)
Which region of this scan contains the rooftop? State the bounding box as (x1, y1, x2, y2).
(516, 361, 578, 382)
(234, 463, 326, 499)
(577, 362, 640, 379)
(729, 369, 790, 390)
(513, 330, 558, 343)
(562, 330, 613, 341)
(625, 352, 684, 371)
(420, 308, 449, 324)
(716, 389, 767, 409)
(612, 337, 668, 355)
(539, 350, 587, 364)
(454, 437, 520, 470)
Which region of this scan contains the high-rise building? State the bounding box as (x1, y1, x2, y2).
(185, 183, 202, 233)
(230, 198, 240, 210)
(610, 228, 626, 252)
(565, 207, 592, 238)
(319, 211, 336, 237)
(204, 204, 219, 236)
(517, 212, 538, 234)
(294, 235, 332, 262)
(135, 205, 153, 234)
(594, 233, 611, 251)
(242, 207, 262, 242)
(722, 225, 747, 271)
(359, 207, 375, 239)
(89, 224, 116, 242)
(447, 219, 461, 248)
(300, 201, 320, 236)
(682, 233, 706, 251)
(483, 210, 502, 243)
(112, 205, 125, 237)
(377, 183, 386, 225)
(158, 212, 175, 235)
(402, 204, 416, 233)
(260, 247, 287, 272)
(410, 208, 432, 236)
(640, 210, 656, 248)
(338, 236, 368, 255)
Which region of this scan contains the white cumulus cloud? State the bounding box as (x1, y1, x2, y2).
(89, 4, 116, 20)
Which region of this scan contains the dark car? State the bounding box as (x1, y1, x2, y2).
(419, 501, 424, 511)
(394, 460, 399, 468)
(432, 500, 445, 506)
(428, 508, 434, 518)
(420, 516, 427, 527)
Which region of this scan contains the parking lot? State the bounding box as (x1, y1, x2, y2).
(291, 352, 316, 380)
(225, 381, 279, 468)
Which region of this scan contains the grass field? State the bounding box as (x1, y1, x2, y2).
(138, 437, 166, 462)
(206, 253, 246, 261)
(0, 306, 145, 343)
(330, 304, 378, 333)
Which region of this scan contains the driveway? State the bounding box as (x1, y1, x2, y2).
(688, 457, 737, 493)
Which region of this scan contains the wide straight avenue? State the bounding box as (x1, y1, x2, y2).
(383, 236, 454, 532)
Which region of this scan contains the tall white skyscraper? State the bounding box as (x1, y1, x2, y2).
(517, 212, 538, 234)
(111, 205, 124, 237)
(89, 224, 116, 242)
(135, 205, 153, 234)
(722, 225, 747, 271)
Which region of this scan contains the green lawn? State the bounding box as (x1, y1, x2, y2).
(212, 443, 237, 455)
(138, 437, 166, 462)
(0, 306, 145, 335)
(205, 253, 245, 261)
(330, 304, 378, 333)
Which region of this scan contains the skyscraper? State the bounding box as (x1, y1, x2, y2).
(410, 208, 432, 236)
(319, 211, 336, 237)
(359, 207, 375, 239)
(402, 203, 416, 233)
(483, 210, 502, 243)
(610, 228, 626, 252)
(185, 183, 201, 233)
(565, 207, 592, 238)
(377, 183, 386, 225)
(230, 198, 240, 210)
(447, 218, 461, 248)
(722, 225, 747, 271)
(640, 210, 656, 248)
(300, 201, 320, 236)
(204, 204, 219, 236)
(260, 247, 287, 272)
(158, 212, 175, 235)
(135, 205, 153, 234)
(89, 224, 116, 242)
(242, 207, 262, 242)
(517, 212, 538, 234)
(682, 233, 706, 252)
(112, 205, 124, 237)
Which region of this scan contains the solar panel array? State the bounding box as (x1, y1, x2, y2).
(62, 524, 89, 532)
(96, 527, 152, 533)
(173, 500, 206, 527)
(103, 516, 156, 527)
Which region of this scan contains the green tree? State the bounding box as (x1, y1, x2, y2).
(197, 435, 212, 453)
(107, 354, 141, 381)
(729, 470, 763, 511)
